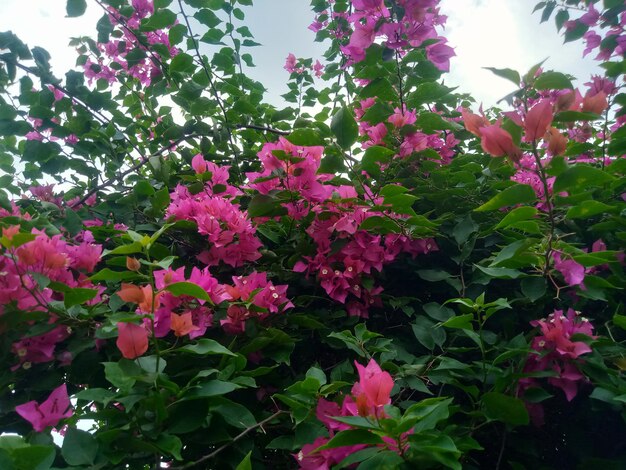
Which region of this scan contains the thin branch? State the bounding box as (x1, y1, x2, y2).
(170, 410, 287, 470)
(234, 123, 289, 135)
(70, 134, 195, 207)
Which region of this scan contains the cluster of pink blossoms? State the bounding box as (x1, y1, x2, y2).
(117, 268, 293, 348)
(167, 155, 263, 268)
(221, 271, 293, 334)
(84, 0, 178, 86)
(295, 359, 405, 468)
(568, 2, 626, 61)
(246, 137, 334, 218)
(0, 226, 103, 369)
(245, 137, 437, 317)
(294, 185, 438, 317)
(520, 309, 595, 425)
(336, 0, 453, 70)
(356, 98, 458, 165)
(284, 53, 325, 78)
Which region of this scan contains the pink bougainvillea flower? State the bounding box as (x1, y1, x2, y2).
(15, 383, 73, 432)
(191, 153, 209, 174)
(116, 322, 149, 359)
(524, 99, 553, 142)
(353, 358, 393, 414)
(480, 124, 522, 161)
(313, 60, 324, 78)
(284, 53, 298, 73)
(552, 252, 585, 287)
(426, 39, 455, 72)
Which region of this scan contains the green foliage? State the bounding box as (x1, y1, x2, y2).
(0, 0, 625, 469)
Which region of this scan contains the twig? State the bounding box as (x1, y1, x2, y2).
(70, 134, 193, 207)
(234, 123, 289, 136)
(170, 409, 287, 469)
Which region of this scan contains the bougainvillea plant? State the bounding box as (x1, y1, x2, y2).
(0, 0, 625, 468)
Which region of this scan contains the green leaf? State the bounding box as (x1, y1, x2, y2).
(105, 241, 144, 256)
(521, 277, 547, 302)
(483, 67, 520, 85)
(534, 71, 573, 90)
(185, 380, 242, 398)
(66, 0, 87, 17)
(103, 361, 138, 393)
(11, 445, 55, 470)
(285, 128, 324, 146)
(566, 200, 616, 219)
(178, 338, 236, 356)
(247, 194, 288, 218)
(170, 53, 195, 73)
(495, 206, 538, 229)
(156, 434, 183, 461)
(331, 107, 358, 149)
(317, 430, 384, 450)
(553, 110, 602, 122)
(475, 265, 523, 279)
(416, 112, 461, 133)
(64, 287, 99, 307)
(61, 428, 98, 466)
(482, 392, 529, 426)
(357, 450, 404, 469)
(442, 314, 474, 330)
(613, 314, 626, 331)
(475, 184, 537, 211)
(553, 165, 615, 193)
(89, 269, 140, 282)
(235, 451, 252, 470)
(359, 78, 397, 101)
(164, 281, 212, 302)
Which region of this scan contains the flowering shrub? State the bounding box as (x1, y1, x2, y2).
(0, 0, 625, 468)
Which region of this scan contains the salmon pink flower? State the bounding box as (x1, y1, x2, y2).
(461, 108, 489, 137)
(170, 312, 199, 337)
(116, 322, 149, 359)
(480, 124, 522, 161)
(117, 283, 161, 313)
(15, 384, 73, 432)
(582, 90, 608, 114)
(524, 99, 553, 142)
(545, 127, 568, 156)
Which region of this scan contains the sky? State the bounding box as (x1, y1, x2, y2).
(0, 0, 600, 109)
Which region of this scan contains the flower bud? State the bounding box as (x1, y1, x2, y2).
(126, 257, 141, 272)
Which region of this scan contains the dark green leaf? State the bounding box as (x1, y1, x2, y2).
(66, 0, 87, 17)
(317, 430, 384, 450)
(534, 71, 573, 90)
(178, 339, 235, 356)
(61, 428, 98, 466)
(331, 107, 358, 149)
(482, 392, 529, 426)
(553, 165, 615, 192)
(475, 184, 537, 211)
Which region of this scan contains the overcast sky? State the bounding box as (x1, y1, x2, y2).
(0, 0, 600, 108)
